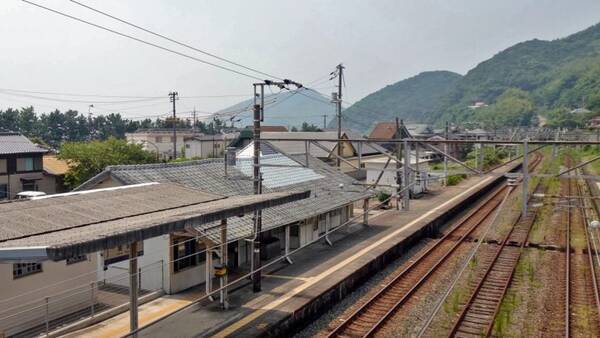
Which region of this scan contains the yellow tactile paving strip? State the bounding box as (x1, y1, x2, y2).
(212, 175, 494, 337)
(64, 291, 202, 338)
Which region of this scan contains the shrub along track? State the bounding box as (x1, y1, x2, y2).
(323, 153, 542, 338)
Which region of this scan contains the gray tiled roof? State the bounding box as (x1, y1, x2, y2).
(0, 133, 47, 155)
(80, 144, 372, 243)
(0, 184, 308, 260)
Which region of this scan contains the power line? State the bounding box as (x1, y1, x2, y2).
(0, 87, 163, 99)
(0, 90, 164, 105)
(0, 87, 251, 100)
(22, 0, 265, 81)
(69, 0, 284, 81)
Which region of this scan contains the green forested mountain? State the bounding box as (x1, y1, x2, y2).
(332, 71, 462, 132)
(343, 22, 600, 131)
(437, 22, 600, 125)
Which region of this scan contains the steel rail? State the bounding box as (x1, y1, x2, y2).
(575, 166, 600, 333)
(326, 153, 540, 337)
(326, 185, 508, 338)
(447, 153, 544, 337)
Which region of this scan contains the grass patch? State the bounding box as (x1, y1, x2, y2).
(447, 174, 467, 186)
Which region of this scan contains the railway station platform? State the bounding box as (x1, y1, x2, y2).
(65, 164, 519, 338)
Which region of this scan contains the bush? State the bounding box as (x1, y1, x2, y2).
(447, 174, 467, 186)
(377, 191, 391, 203)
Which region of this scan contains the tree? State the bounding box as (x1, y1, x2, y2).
(300, 122, 321, 132)
(475, 88, 536, 129)
(59, 138, 156, 189)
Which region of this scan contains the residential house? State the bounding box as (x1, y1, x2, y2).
(42, 155, 70, 194)
(571, 107, 591, 114)
(363, 154, 430, 196)
(589, 116, 600, 129)
(126, 129, 196, 160)
(76, 142, 371, 294)
(0, 132, 52, 199)
(468, 101, 488, 109)
(183, 133, 239, 159)
(257, 130, 390, 178)
(368, 122, 411, 151)
(228, 126, 289, 149)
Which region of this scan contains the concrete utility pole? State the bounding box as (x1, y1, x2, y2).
(395, 118, 402, 210)
(335, 64, 344, 168)
(252, 84, 264, 293)
(169, 91, 179, 159)
(403, 139, 410, 210)
(128, 242, 139, 337)
(444, 121, 449, 186)
(251, 79, 302, 293)
(192, 107, 197, 135)
(522, 139, 529, 218)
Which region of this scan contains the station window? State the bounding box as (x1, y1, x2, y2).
(13, 262, 42, 279)
(173, 237, 198, 273)
(66, 254, 87, 265)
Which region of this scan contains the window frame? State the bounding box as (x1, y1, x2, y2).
(66, 254, 88, 265)
(13, 262, 43, 279)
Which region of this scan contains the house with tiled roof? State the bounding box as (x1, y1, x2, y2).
(0, 132, 54, 199)
(77, 142, 373, 294)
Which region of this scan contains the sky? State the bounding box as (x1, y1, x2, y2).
(1, 0, 599, 122)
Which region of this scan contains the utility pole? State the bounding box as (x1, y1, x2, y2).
(169, 91, 179, 159)
(192, 107, 197, 135)
(334, 64, 344, 168)
(252, 84, 263, 293)
(395, 118, 402, 210)
(251, 79, 302, 293)
(522, 139, 529, 218)
(444, 121, 449, 186)
(322, 114, 328, 130)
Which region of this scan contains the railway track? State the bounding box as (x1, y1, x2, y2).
(447, 155, 545, 338)
(326, 153, 542, 338)
(566, 163, 600, 337)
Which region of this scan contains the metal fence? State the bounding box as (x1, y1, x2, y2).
(0, 260, 164, 337)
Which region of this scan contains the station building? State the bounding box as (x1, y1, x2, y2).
(77, 142, 372, 294)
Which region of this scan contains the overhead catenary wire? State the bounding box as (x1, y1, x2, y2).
(69, 0, 284, 81)
(0, 90, 165, 105)
(22, 0, 266, 81)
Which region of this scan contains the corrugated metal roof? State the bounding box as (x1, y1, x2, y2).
(236, 154, 324, 188)
(0, 133, 47, 155)
(0, 183, 309, 261)
(0, 183, 222, 242)
(76, 144, 372, 243)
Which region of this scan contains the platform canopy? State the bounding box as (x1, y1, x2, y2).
(0, 182, 309, 262)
